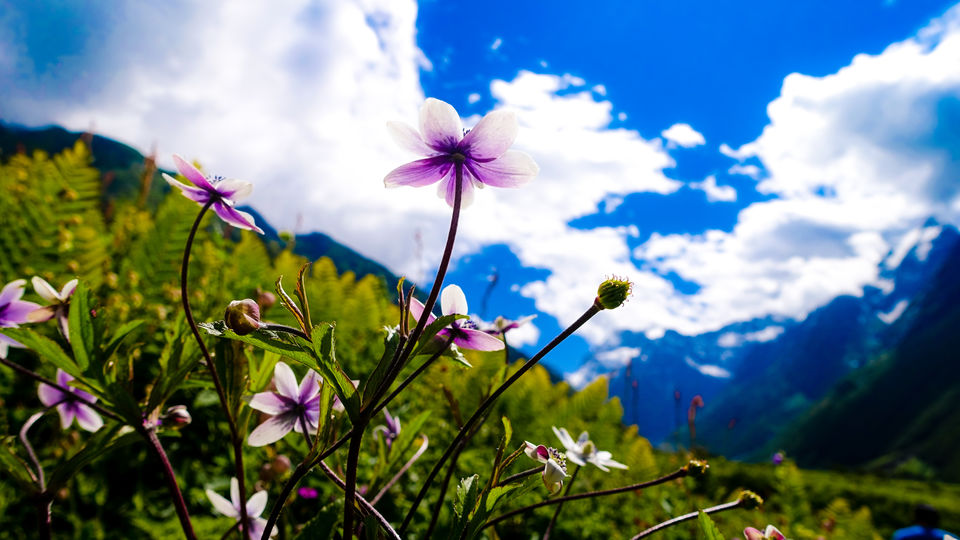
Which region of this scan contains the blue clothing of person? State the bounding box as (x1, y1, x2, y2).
(892, 525, 956, 540)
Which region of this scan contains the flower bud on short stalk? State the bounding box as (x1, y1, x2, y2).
(684, 459, 709, 477)
(595, 277, 633, 310)
(224, 299, 263, 335)
(160, 405, 192, 429)
(738, 490, 764, 509)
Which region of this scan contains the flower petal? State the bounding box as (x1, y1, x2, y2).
(59, 279, 78, 299)
(384, 156, 451, 188)
(387, 121, 438, 156)
(2, 300, 43, 324)
(408, 298, 436, 327)
(207, 488, 239, 518)
(566, 452, 587, 467)
(57, 404, 77, 429)
(31, 277, 60, 303)
(438, 173, 475, 207)
(230, 477, 241, 509)
(173, 154, 216, 191)
(0, 279, 27, 306)
(765, 526, 785, 540)
(455, 328, 505, 351)
(26, 306, 56, 323)
(419, 98, 463, 151)
(246, 490, 268, 518)
(461, 109, 518, 160)
(552, 426, 576, 451)
(212, 202, 265, 234)
(468, 150, 539, 188)
(74, 404, 104, 432)
(215, 178, 254, 202)
(743, 528, 764, 540)
(163, 173, 212, 204)
(249, 391, 287, 415)
(297, 369, 321, 404)
(577, 431, 590, 445)
(56, 369, 73, 388)
(440, 285, 468, 316)
(247, 414, 297, 447)
(38, 382, 64, 407)
(272, 362, 300, 399)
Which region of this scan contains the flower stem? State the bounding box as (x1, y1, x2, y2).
(543, 465, 579, 540)
(484, 465, 689, 530)
(370, 435, 429, 506)
(36, 494, 52, 540)
(399, 302, 602, 535)
(142, 427, 197, 540)
(317, 461, 401, 540)
(629, 498, 745, 539)
(497, 466, 541, 486)
(180, 201, 249, 531)
(341, 427, 364, 538)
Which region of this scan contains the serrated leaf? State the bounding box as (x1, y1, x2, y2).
(698, 510, 725, 540)
(454, 474, 480, 519)
(310, 323, 359, 421)
(0, 327, 80, 376)
(200, 321, 317, 369)
(361, 326, 401, 407)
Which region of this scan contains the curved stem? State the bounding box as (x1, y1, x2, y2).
(399, 302, 602, 535)
(180, 201, 249, 530)
(498, 466, 540, 486)
(142, 427, 197, 540)
(424, 439, 466, 537)
(260, 463, 308, 540)
(317, 461, 400, 540)
(484, 466, 689, 530)
(370, 435, 428, 506)
(543, 465, 579, 540)
(630, 499, 744, 539)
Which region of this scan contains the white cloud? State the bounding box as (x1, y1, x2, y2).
(490, 37, 502, 51)
(727, 163, 762, 179)
(717, 325, 783, 348)
(684, 357, 732, 378)
(595, 346, 641, 368)
(878, 299, 909, 324)
(690, 175, 737, 202)
(661, 123, 706, 148)
(467, 92, 481, 104)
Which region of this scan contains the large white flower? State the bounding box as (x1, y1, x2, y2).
(552, 427, 627, 472)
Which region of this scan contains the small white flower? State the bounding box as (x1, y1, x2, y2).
(552, 427, 627, 472)
(206, 478, 276, 539)
(524, 441, 568, 494)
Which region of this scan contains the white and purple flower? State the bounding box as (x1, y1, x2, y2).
(409, 285, 504, 352)
(37, 369, 104, 432)
(0, 279, 43, 358)
(552, 427, 627, 472)
(373, 408, 401, 450)
(163, 155, 264, 233)
(384, 98, 539, 207)
(524, 441, 568, 494)
(743, 525, 786, 540)
(247, 362, 321, 447)
(206, 477, 276, 539)
(489, 314, 536, 336)
(27, 277, 78, 339)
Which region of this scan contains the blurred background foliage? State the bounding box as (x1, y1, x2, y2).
(0, 142, 957, 539)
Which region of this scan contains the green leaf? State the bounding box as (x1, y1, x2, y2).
(250, 350, 281, 392)
(67, 281, 95, 371)
(47, 426, 141, 491)
(310, 323, 360, 421)
(361, 326, 400, 407)
(200, 321, 317, 370)
(698, 510, 725, 540)
(0, 327, 80, 377)
(101, 320, 144, 364)
(101, 382, 142, 425)
(410, 313, 469, 358)
(501, 416, 513, 449)
(485, 484, 518, 513)
(454, 474, 480, 519)
(0, 437, 39, 492)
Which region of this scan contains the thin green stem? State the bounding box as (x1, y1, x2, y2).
(180, 200, 249, 530)
(317, 461, 401, 540)
(484, 466, 689, 530)
(399, 302, 602, 535)
(630, 499, 745, 539)
(543, 465, 579, 540)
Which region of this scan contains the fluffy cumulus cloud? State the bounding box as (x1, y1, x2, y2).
(661, 123, 706, 148)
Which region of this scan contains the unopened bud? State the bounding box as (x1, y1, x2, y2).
(257, 288, 277, 311)
(225, 299, 263, 335)
(271, 454, 292, 476)
(595, 277, 633, 310)
(738, 490, 764, 509)
(160, 405, 192, 429)
(685, 459, 709, 477)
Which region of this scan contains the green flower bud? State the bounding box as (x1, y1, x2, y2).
(738, 490, 764, 509)
(225, 299, 263, 335)
(684, 459, 710, 477)
(595, 277, 633, 310)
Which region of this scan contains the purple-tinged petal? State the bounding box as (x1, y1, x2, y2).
(215, 178, 253, 202)
(31, 277, 60, 303)
(2, 300, 43, 324)
(248, 517, 276, 539)
(173, 154, 216, 191)
(467, 150, 539, 188)
(439, 173, 476, 207)
(297, 370, 321, 404)
(163, 173, 212, 203)
(292, 415, 318, 435)
(384, 156, 451, 188)
(207, 488, 239, 518)
(577, 431, 590, 445)
(566, 452, 587, 467)
(38, 382, 64, 407)
(26, 306, 56, 323)
(408, 298, 436, 327)
(524, 442, 550, 463)
(249, 391, 287, 415)
(74, 404, 104, 432)
(743, 528, 765, 540)
(56, 404, 77, 429)
(272, 362, 300, 399)
(60, 279, 78, 299)
(764, 526, 785, 540)
(56, 368, 73, 388)
(419, 98, 463, 151)
(0, 279, 27, 306)
(230, 477, 242, 510)
(247, 414, 297, 447)
(0, 339, 9, 359)
(455, 328, 505, 351)
(440, 285, 468, 316)
(387, 121, 439, 156)
(212, 202, 265, 234)
(461, 110, 518, 160)
(246, 490, 268, 518)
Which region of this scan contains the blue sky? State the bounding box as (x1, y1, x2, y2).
(2, 0, 959, 376)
